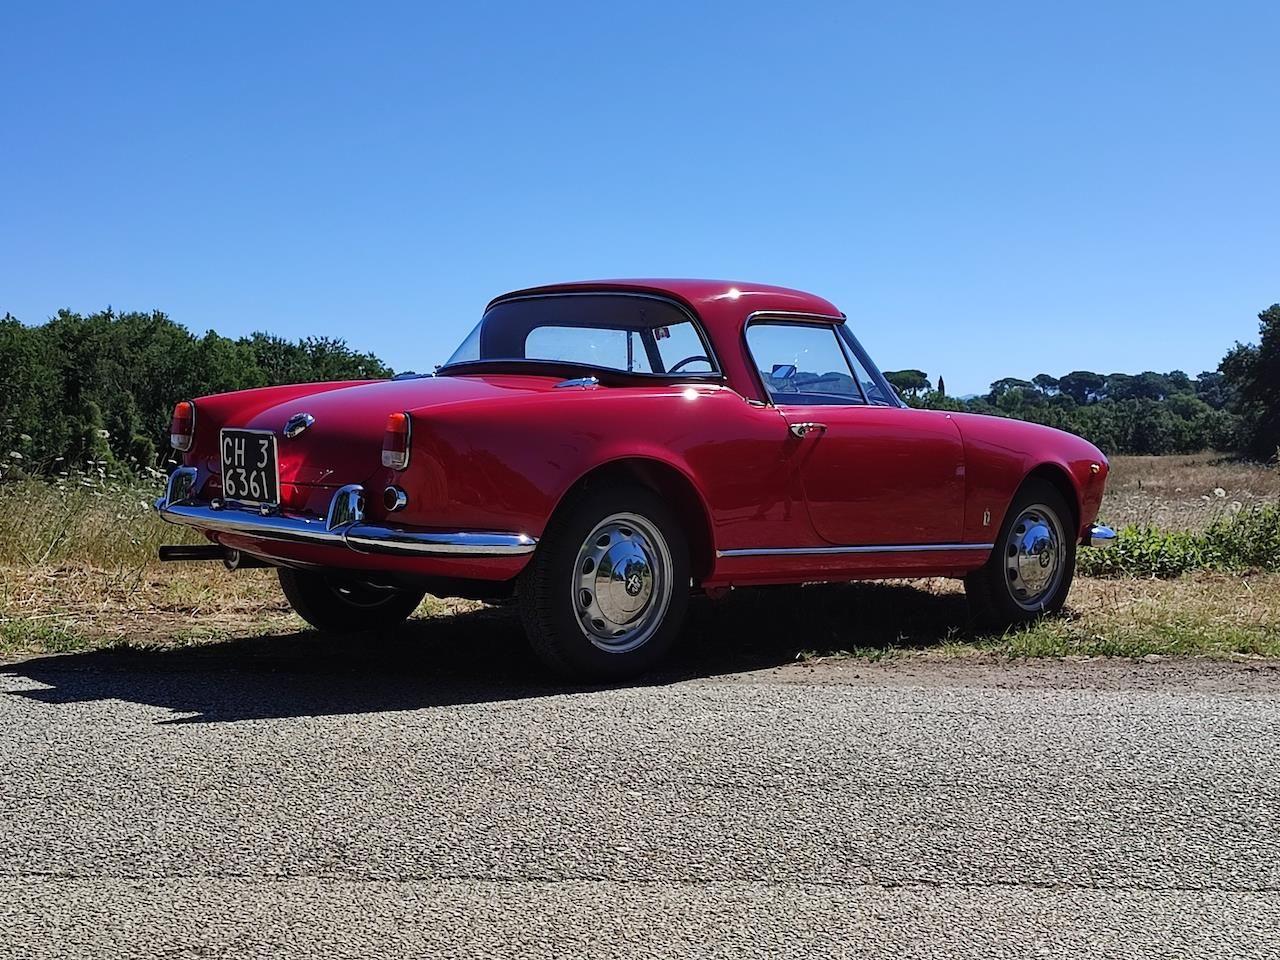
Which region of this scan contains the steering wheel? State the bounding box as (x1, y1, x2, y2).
(667, 355, 712, 374)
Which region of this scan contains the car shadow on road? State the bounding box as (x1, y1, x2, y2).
(1, 581, 974, 724)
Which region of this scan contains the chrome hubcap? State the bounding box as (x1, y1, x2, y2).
(1004, 504, 1065, 611)
(573, 512, 672, 653)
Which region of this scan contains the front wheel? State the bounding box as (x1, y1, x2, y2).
(518, 484, 690, 680)
(965, 479, 1077, 629)
(278, 568, 426, 634)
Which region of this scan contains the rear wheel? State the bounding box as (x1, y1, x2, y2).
(278, 568, 426, 634)
(518, 484, 690, 680)
(965, 479, 1077, 629)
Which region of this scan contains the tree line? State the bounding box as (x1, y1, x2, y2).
(884, 304, 1280, 460)
(1, 309, 389, 475)
(1, 303, 1277, 477)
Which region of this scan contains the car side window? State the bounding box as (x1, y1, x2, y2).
(746, 322, 866, 405)
(842, 340, 892, 405)
(525, 326, 656, 373)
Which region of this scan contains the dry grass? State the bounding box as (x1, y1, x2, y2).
(1102, 454, 1280, 531)
(4, 563, 1276, 662)
(0, 472, 192, 569)
(2, 455, 1278, 661)
(0, 563, 292, 651)
(0, 561, 473, 656)
(699, 573, 1280, 663)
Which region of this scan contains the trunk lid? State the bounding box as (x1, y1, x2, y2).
(238, 374, 552, 487)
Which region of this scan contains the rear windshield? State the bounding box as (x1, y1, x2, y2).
(442, 294, 719, 377)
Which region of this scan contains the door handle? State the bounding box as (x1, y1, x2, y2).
(789, 422, 827, 438)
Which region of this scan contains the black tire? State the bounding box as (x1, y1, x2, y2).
(965, 479, 1077, 629)
(518, 483, 690, 681)
(278, 568, 426, 635)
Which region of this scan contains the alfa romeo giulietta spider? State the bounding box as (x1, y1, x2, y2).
(157, 279, 1115, 678)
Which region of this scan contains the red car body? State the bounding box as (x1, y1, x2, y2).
(159, 279, 1109, 596)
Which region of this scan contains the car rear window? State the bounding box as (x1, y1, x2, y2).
(443, 294, 718, 376)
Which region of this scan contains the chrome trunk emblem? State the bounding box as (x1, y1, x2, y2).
(283, 412, 315, 438)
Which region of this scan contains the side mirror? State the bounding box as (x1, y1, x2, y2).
(771, 363, 797, 380)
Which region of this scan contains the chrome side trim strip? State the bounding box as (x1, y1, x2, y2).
(344, 527, 537, 557)
(716, 542, 995, 558)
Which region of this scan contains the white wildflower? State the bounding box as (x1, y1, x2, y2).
(1213, 487, 1226, 498)
(96, 429, 110, 439)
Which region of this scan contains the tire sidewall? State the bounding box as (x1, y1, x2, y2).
(279, 568, 425, 634)
(985, 480, 1077, 623)
(524, 484, 690, 680)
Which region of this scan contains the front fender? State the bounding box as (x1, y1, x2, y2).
(950, 412, 1108, 543)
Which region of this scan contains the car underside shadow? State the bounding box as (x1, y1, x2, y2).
(1, 581, 975, 724)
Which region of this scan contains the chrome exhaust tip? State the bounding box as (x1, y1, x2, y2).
(223, 549, 271, 571)
(383, 485, 408, 513)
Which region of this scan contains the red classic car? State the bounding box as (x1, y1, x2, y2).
(157, 279, 1115, 678)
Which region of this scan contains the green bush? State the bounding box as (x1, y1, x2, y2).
(1081, 504, 1280, 577)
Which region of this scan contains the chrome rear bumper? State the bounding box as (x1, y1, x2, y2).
(1088, 524, 1118, 548)
(154, 467, 537, 558)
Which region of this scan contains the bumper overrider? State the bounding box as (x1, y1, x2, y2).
(154, 467, 537, 558)
(1088, 524, 1117, 548)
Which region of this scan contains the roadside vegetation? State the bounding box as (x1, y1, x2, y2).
(2, 301, 1277, 479)
(2, 455, 1277, 662)
(887, 302, 1280, 461)
(2, 302, 1277, 663)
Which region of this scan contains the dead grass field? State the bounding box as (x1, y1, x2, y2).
(1, 454, 1277, 662)
(1102, 454, 1280, 530)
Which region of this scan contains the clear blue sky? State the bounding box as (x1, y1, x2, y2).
(2, 1, 1276, 395)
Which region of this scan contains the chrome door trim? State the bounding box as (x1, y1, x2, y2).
(716, 542, 994, 558)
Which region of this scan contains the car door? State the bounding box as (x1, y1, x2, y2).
(745, 319, 966, 546)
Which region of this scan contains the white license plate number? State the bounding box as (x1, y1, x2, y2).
(219, 429, 279, 506)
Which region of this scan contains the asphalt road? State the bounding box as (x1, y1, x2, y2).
(1, 623, 1278, 959)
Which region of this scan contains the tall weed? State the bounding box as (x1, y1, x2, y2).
(1081, 504, 1280, 577)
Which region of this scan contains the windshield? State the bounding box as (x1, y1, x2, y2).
(442, 294, 719, 376)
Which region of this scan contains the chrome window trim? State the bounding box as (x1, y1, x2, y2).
(440, 290, 724, 379)
(717, 542, 994, 558)
(742, 312, 867, 407)
(835, 323, 904, 408)
(741, 311, 904, 409)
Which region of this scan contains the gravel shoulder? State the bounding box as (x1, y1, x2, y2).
(2, 644, 1279, 958)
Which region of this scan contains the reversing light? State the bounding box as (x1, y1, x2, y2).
(381, 412, 411, 470)
(170, 401, 195, 451)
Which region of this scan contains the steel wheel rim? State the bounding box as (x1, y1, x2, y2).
(1003, 503, 1065, 612)
(572, 512, 673, 654)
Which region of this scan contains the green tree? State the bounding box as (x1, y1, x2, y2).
(1032, 374, 1059, 395)
(1222, 304, 1280, 461)
(1059, 371, 1106, 405)
(884, 369, 931, 399)
(0, 308, 397, 477)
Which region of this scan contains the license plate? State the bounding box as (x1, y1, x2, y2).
(219, 428, 280, 506)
